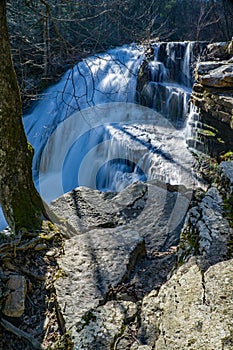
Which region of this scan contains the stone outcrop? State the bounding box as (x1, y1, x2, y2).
(72, 300, 138, 350)
(139, 258, 233, 350)
(54, 227, 145, 331)
(47, 41, 233, 349)
(51, 181, 192, 251)
(190, 40, 233, 156)
(178, 185, 232, 269)
(51, 180, 192, 347)
(219, 160, 233, 201)
(51, 160, 233, 349)
(134, 162, 233, 350)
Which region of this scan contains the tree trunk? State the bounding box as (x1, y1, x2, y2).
(0, 0, 44, 232)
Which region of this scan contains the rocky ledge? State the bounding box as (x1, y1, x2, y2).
(47, 160, 233, 349)
(190, 40, 233, 156)
(49, 180, 191, 349)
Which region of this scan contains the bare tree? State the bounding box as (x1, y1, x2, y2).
(0, 0, 44, 232)
(194, 1, 221, 41)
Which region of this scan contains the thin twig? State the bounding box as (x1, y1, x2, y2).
(0, 317, 45, 350)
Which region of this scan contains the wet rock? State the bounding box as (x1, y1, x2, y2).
(138, 259, 233, 350)
(2, 274, 27, 318)
(196, 61, 229, 75)
(54, 226, 145, 331)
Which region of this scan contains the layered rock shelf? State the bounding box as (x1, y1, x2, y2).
(190, 41, 233, 156)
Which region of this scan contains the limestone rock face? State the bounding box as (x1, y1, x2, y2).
(199, 63, 233, 88)
(52, 180, 191, 347)
(51, 160, 233, 349)
(139, 259, 233, 350)
(190, 41, 233, 156)
(219, 161, 233, 200)
(179, 186, 232, 269)
(55, 227, 145, 331)
(51, 181, 191, 251)
(51, 186, 122, 235)
(73, 300, 138, 350)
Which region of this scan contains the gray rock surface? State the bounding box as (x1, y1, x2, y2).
(51, 182, 149, 236)
(73, 300, 138, 350)
(139, 259, 233, 350)
(179, 186, 232, 268)
(196, 61, 230, 75)
(2, 274, 27, 318)
(190, 41, 233, 156)
(127, 181, 191, 251)
(52, 180, 192, 346)
(51, 186, 121, 234)
(51, 181, 192, 251)
(219, 161, 233, 198)
(199, 63, 233, 88)
(55, 227, 145, 331)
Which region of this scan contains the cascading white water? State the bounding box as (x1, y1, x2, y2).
(23, 45, 145, 170)
(185, 102, 203, 151)
(142, 41, 198, 126)
(38, 102, 194, 202)
(0, 42, 206, 230)
(182, 41, 195, 88)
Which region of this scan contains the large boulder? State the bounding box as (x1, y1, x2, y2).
(54, 226, 145, 332)
(52, 180, 192, 347)
(139, 259, 233, 350)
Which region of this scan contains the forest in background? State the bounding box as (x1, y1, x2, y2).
(7, 0, 233, 108)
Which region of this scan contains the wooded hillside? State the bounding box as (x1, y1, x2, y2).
(7, 0, 233, 108)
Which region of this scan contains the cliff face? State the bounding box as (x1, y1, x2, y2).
(191, 41, 233, 157)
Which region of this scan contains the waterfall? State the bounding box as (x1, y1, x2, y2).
(140, 41, 203, 126)
(185, 103, 204, 152)
(23, 44, 145, 171)
(0, 42, 207, 231)
(38, 102, 194, 202)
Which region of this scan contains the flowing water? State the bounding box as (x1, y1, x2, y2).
(0, 42, 207, 230)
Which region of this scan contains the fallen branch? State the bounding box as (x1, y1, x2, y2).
(17, 237, 42, 251)
(0, 235, 22, 252)
(0, 317, 45, 350)
(19, 266, 46, 281)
